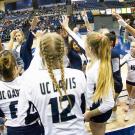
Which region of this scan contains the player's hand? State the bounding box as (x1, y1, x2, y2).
(84, 110, 91, 122)
(0, 125, 4, 133)
(10, 30, 19, 40)
(60, 15, 69, 30)
(112, 12, 128, 27)
(112, 12, 123, 20)
(81, 9, 87, 17)
(30, 16, 40, 30)
(81, 9, 88, 21)
(125, 19, 130, 24)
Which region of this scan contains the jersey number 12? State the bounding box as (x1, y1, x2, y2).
(49, 94, 77, 123)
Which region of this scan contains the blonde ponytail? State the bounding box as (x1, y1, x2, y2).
(86, 32, 114, 103)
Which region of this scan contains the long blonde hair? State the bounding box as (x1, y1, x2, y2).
(86, 32, 114, 103)
(40, 33, 66, 98)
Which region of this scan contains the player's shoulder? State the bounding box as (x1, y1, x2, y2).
(21, 68, 45, 79)
(86, 61, 99, 74)
(0, 77, 20, 86)
(111, 48, 119, 58)
(123, 53, 131, 60)
(65, 68, 85, 77)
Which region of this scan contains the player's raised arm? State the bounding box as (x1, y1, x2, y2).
(60, 15, 85, 50)
(113, 12, 135, 37)
(81, 9, 93, 32)
(7, 30, 19, 50)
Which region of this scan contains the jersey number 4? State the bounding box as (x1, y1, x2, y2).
(49, 94, 77, 123)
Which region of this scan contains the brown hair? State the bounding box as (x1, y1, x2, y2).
(0, 50, 17, 81)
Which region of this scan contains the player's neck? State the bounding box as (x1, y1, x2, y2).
(52, 63, 61, 69)
(44, 62, 61, 69)
(131, 53, 135, 58)
(1, 76, 15, 82)
(1, 71, 16, 82)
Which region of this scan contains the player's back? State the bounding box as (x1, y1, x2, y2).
(0, 77, 20, 127)
(20, 68, 88, 135)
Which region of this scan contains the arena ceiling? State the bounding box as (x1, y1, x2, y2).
(0, 0, 20, 3)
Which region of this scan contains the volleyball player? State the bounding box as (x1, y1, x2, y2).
(113, 12, 135, 121)
(120, 41, 135, 121)
(18, 32, 88, 135)
(106, 32, 123, 122)
(84, 32, 115, 135)
(0, 50, 42, 135)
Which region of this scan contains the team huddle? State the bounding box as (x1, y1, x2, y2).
(0, 12, 135, 135)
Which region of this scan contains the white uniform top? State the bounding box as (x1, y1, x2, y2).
(86, 60, 114, 113)
(79, 53, 87, 66)
(0, 78, 21, 127)
(18, 68, 88, 135)
(0, 76, 38, 127)
(120, 53, 135, 82)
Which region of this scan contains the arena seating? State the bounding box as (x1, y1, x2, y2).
(0, 1, 134, 42)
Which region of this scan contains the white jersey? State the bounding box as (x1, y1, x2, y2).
(0, 78, 20, 127)
(0, 77, 38, 127)
(120, 53, 135, 82)
(79, 53, 87, 66)
(18, 68, 88, 135)
(86, 60, 114, 113)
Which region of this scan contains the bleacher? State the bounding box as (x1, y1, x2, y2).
(104, 1, 126, 8)
(0, 1, 135, 42)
